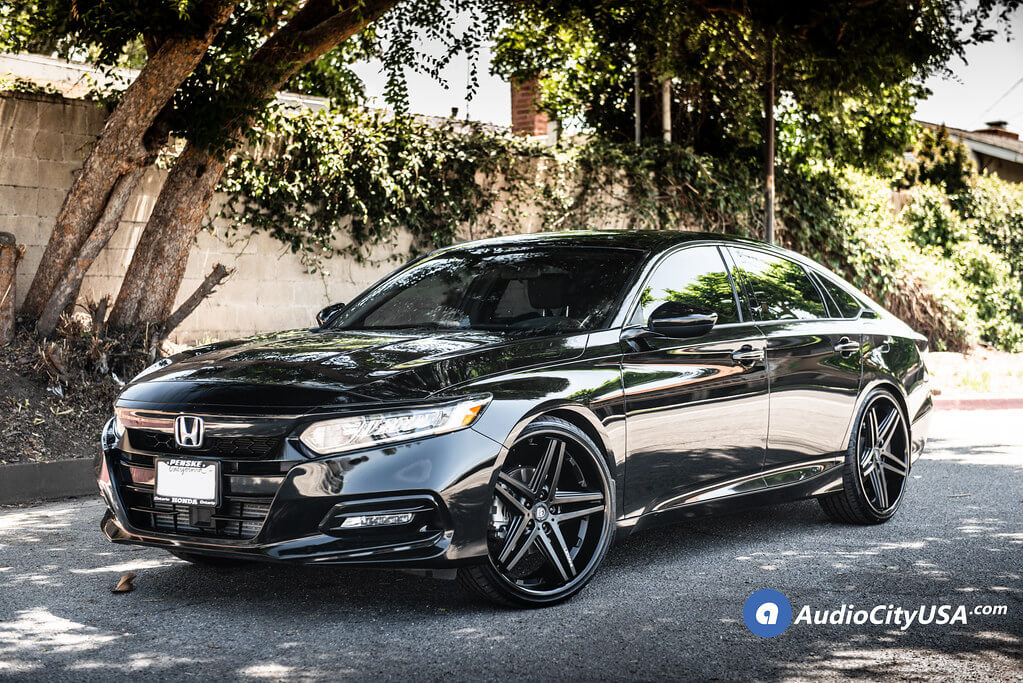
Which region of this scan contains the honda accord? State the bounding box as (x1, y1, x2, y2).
(97, 231, 932, 606)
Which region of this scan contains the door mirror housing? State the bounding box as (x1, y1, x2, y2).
(316, 302, 345, 327)
(647, 302, 718, 338)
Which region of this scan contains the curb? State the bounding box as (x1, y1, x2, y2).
(933, 396, 1023, 411)
(0, 458, 96, 505)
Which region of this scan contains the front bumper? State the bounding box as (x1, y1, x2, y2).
(98, 426, 503, 568)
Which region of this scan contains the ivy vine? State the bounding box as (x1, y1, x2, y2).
(218, 103, 763, 275)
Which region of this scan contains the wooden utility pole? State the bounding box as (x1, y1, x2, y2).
(634, 67, 642, 145)
(764, 32, 776, 244)
(1, 232, 24, 345)
(661, 78, 672, 143)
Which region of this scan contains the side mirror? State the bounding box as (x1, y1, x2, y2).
(648, 302, 717, 338)
(316, 302, 345, 327)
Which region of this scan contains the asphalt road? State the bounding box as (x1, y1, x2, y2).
(1, 410, 1020, 681)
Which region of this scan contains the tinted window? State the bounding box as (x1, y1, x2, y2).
(814, 273, 862, 319)
(332, 246, 644, 335)
(636, 246, 739, 325)
(729, 249, 827, 321)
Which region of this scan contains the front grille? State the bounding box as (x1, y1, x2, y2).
(127, 429, 281, 458)
(116, 451, 293, 540)
(150, 499, 271, 538)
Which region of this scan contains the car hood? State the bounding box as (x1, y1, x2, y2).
(117, 329, 588, 411)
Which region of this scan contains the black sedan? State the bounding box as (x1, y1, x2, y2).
(97, 231, 932, 607)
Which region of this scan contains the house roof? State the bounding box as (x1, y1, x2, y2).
(918, 120, 1023, 165)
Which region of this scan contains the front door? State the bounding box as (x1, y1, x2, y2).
(622, 245, 769, 517)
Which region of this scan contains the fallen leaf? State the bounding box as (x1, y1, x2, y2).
(112, 572, 136, 593)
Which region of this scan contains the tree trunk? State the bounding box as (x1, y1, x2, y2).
(35, 164, 151, 337)
(1, 232, 24, 345)
(108, 146, 226, 326)
(19, 0, 237, 320)
(763, 31, 776, 245)
(108, 0, 396, 330)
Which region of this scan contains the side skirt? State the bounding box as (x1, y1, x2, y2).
(623, 457, 844, 534)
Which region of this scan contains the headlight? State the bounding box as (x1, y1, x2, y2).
(112, 414, 125, 439)
(131, 357, 174, 382)
(298, 395, 492, 456)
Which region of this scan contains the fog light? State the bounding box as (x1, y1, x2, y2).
(340, 512, 415, 528)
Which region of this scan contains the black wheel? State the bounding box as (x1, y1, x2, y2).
(458, 416, 615, 607)
(167, 550, 246, 567)
(819, 388, 911, 524)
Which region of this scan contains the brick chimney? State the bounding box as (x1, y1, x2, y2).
(976, 120, 1019, 141)
(510, 79, 549, 136)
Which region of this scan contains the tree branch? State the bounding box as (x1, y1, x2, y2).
(159, 263, 234, 340)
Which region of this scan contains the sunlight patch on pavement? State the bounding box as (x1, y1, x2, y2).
(70, 558, 173, 575)
(0, 508, 76, 534)
(0, 608, 119, 655)
(239, 663, 298, 679)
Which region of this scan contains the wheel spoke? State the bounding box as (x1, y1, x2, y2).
(495, 481, 530, 516)
(859, 448, 873, 471)
(871, 467, 889, 509)
(536, 528, 572, 582)
(504, 528, 538, 571)
(545, 447, 564, 502)
(546, 519, 577, 578)
(498, 471, 534, 503)
(530, 438, 564, 497)
(880, 449, 908, 477)
(497, 515, 529, 564)
(553, 490, 604, 505)
(881, 460, 907, 478)
(876, 409, 900, 450)
(867, 408, 880, 446)
(555, 504, 605, 523)
(861, 460, 876, 477)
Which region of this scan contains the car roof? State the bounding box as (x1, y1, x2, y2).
(445, 230, 771, 254)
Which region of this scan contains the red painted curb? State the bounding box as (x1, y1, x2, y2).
(933, 396, 1023, 411)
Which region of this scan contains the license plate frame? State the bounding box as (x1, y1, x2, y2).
(154, 458, 220, 507)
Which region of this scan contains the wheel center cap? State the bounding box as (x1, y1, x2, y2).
(533, 504, 549, 521)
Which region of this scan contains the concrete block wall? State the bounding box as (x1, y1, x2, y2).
(0, 92, 406, 343)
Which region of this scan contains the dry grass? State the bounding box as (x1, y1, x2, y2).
(924, 348, 1023, 396)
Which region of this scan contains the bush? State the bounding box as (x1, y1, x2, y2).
(954, 175, 1023, 287)
(951, 237, 1023, 352)
(832, 171, 979, 351)
(901, 184, 969, 256)
(897, 125, 975, 195)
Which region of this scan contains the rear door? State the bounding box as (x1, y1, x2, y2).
(621, 245, 769, 516)
(726, 247, 863, 470)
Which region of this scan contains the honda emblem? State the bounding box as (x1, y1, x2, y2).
(174, 415, 204, 448)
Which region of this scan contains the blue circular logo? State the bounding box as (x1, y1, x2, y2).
(743, 589, 793, 638)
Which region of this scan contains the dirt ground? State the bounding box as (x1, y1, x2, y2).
(0, 336, 115, 466)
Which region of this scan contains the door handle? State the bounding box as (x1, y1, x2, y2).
(731, 345, 764, 365)
(834, 337, 860, 356)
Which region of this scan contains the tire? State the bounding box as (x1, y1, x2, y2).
(167, 549, 247, 567)
(458, 416, 616, 608)
(818, 388, 912, 525)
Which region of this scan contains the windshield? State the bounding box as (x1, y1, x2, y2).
(330, 245, 645, 335)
